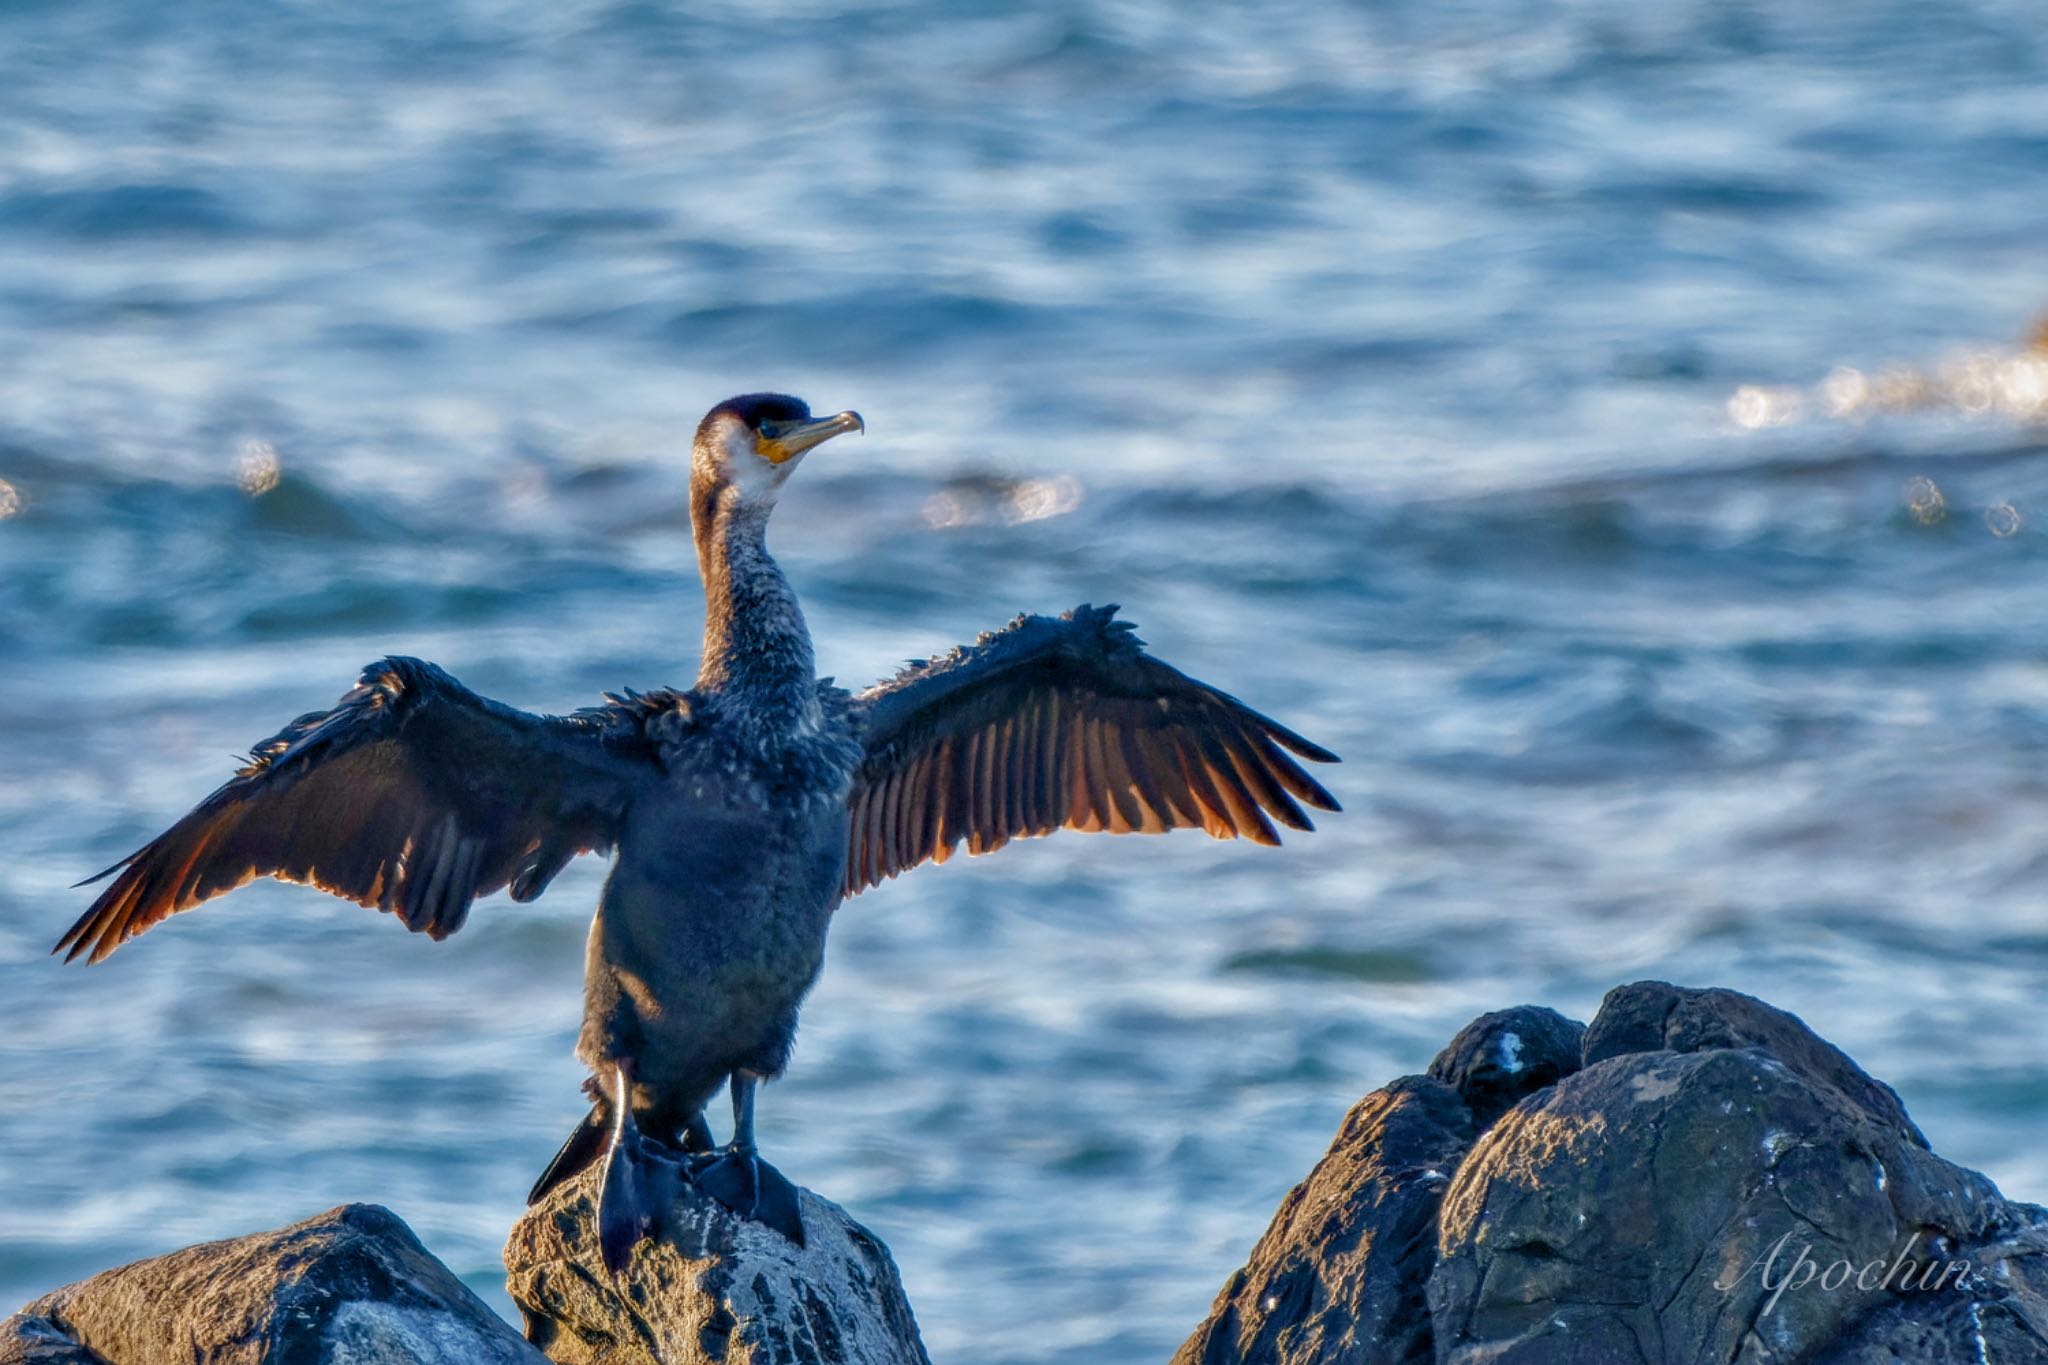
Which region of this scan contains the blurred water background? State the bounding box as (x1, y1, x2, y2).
(4, 1, 2048, 1358)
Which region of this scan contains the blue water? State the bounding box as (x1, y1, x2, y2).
(4, 2, 2048, 1359)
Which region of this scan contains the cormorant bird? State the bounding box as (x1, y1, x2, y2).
(56, 394, 1339, 1267)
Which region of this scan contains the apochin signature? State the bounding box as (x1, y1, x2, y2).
(1717, 1230, 1972, 1316)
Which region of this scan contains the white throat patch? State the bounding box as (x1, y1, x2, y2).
(717, 422, 795, 508)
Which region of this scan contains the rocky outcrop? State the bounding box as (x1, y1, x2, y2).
(1179, 983, 2048, 1365)
(15, 982, 2041, 1365)
(6, 1174, 927, 1365)
(507, 1162, 929, 1365)
(2, 1204, 543, 1365)
(5, 1173, 930, 1365)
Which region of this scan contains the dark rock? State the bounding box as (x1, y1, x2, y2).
(1582, 980, 1928, 1146)
(12, 1203, 543, 1365)
(1429, 982, 2048, 1364)
(1816, 1263, 2048, 1364)
(1172, 1077, 1473, 1365)
(1428, 1005, 1585, 1131)
(507, 1162, 929, 1365)
(1439, 1048, 1928, 1361)
(1184, 982, 2048, 1365)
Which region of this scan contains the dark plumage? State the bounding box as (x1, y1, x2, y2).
(57, 392, 1339, 1266)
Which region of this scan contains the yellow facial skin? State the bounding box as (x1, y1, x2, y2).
(756, 411, 865, 464)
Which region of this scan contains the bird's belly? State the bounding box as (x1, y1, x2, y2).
(577, 795, 847, 1111)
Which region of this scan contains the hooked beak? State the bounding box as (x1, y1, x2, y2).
(759, 410, 864, 464)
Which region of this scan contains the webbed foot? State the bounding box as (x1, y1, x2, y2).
(691, 1145, 805, 1247)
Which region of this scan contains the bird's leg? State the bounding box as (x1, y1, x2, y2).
(689, 1070, 805, 1246)
(682, 1109, 715, 1155)
(596, 1060, 677, 1273)
(729, 1070, 760, 1199)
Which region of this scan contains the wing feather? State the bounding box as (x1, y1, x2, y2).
(842, 605, 1339, 895)
(56, 657, 653, 964)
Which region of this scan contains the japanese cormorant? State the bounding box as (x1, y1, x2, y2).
(56, 393, 1339, 1268)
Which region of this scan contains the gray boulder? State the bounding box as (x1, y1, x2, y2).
(5, 1204, 542, 1365)
(506, 1162, 928, 1365)
(1182, 981, 2048, 1364)
(0, 1313, 110, 1365)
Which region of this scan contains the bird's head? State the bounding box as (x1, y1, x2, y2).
(691, 393, 864, 517)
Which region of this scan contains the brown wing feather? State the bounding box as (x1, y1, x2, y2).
(56, 657, 649, 965)
(842, 605, 1339, 896)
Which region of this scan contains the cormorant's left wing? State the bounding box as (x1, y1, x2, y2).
(841, 605, 1339, 896)
(56, 657, 656, 964)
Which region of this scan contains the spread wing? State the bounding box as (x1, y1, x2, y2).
(842, 604, 1339, 896)
(56, 656, 655, 964)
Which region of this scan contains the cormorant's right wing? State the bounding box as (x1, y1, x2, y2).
(56, 657, 656, 965)
(841, 604, 1339, 896)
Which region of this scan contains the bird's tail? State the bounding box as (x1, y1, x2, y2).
(528, 1104, 607, 1206)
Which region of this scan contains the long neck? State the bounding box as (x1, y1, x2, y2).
(694, 487, 816, 720)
